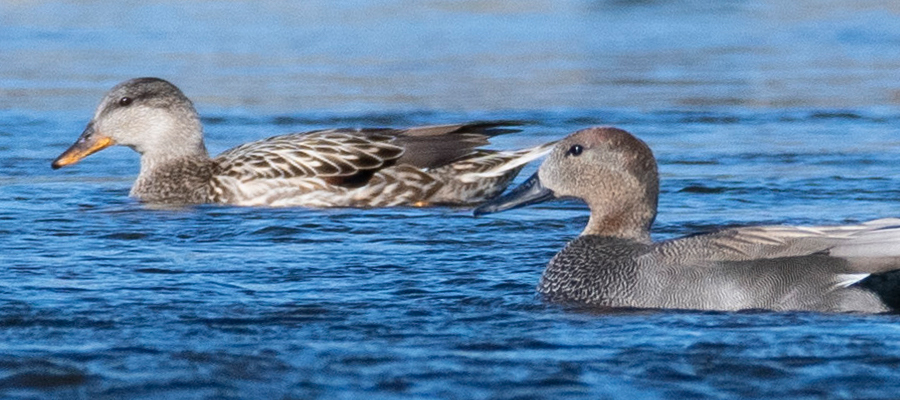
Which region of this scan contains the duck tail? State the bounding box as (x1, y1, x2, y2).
(457, 140, 557, 183)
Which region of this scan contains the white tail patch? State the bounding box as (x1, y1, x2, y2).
(833, 273, 870, 289)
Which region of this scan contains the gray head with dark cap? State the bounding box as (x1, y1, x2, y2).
(52, 77, 208, 169)
(475, 127, 659, 241)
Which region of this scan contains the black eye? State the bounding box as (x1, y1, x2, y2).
(118, 97, 133, 106)
(566, 144, 583, 157)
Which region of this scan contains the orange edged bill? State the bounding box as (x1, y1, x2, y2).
(51, 123, 115, 169)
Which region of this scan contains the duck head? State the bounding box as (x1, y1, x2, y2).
(52, 77, 206, 169)
(475, 127, 659, 240)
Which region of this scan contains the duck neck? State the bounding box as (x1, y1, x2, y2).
(582, 200, 656, 243)
(132, 108, 209, 162)
(133, 115, 210, 199)
(139, 141, 208, 167)
(137, 140, 208, 181)
(131, 152, 213, 202)
(137, 151, 207, 176)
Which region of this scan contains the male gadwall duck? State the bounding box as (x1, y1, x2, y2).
(475, 126, 900, 313)
(52, 77, 553, 207)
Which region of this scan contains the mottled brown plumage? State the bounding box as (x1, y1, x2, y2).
(52, 77, 553, 207)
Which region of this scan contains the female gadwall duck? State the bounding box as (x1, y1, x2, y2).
(475, 127, 900, 313)
(52, 77, 553, 207)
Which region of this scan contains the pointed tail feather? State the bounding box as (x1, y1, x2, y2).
(457, 141, 557, 183)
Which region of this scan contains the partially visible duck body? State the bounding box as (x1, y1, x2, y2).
(476, 126, 900, 313)
(52, 77, 553, 207)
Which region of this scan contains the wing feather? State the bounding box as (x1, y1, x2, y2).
(213, 130, 405, 182)
(655, 218, 900, 273)
(212, 122, 523, 181)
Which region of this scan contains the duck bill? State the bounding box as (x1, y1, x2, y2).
(474, 172, 556, 216)
(51, 124, 115, 169)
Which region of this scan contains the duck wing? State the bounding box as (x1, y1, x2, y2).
(213, 121, 523, 181)
(213, 129, 406, 182)
(390, 121, 521, 169)
(655, 218, 900, 274)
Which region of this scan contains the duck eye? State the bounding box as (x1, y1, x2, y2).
(566, 144, 583, 157)
(118, 97, 133, 107)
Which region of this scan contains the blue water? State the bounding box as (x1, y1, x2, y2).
(3, 1, 900, 399)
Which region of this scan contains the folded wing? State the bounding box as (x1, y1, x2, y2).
(657, 218, 900, 274)
(214, 129, 406, 181)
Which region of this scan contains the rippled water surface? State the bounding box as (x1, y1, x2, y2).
(3, 1, 900, 399)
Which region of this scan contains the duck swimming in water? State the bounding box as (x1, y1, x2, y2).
(52, 77, 553, 207)
(476, 126, 900, 313)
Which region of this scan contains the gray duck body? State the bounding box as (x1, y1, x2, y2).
(52, 77, 553, 207)
(476, 126, 900, 313)
(540, 235, 887, 312)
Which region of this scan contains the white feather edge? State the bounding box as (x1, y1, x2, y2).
(456, 142, 556, 183)
(833, 273, 871, 288)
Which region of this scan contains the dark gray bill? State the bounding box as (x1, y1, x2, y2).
(473, 172, 556, 216)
